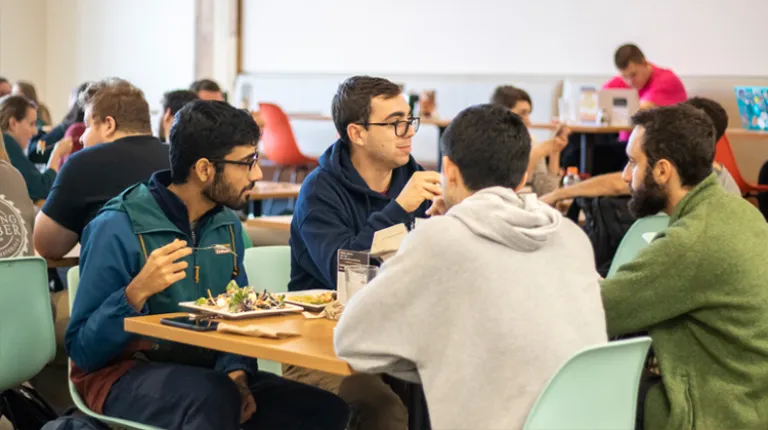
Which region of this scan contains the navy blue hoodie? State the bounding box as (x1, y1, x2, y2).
(289, 139, 430, 291)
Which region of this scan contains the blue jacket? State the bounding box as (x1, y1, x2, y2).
(3, 133, 56, 200)
(65, 171, 257, 377)
(289, 139, 429, 291)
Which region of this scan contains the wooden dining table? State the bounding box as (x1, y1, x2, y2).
(246, 215, 292, 232)
(248, 181, 301, 217)
(125, 312, 431, 428)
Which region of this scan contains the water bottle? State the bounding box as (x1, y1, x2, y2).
(563, 167, 581, 188)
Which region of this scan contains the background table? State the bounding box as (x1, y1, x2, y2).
(248, 181, 301, 217)
(246, 215, 292, 232)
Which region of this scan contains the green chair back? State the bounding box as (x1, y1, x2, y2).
(607, 215, 669, 278)
(67, 266, 163, 430)
(0, 257, 56, 390)
(243, 246, 291, 293)
(523, 337, 652, 430)
(242, 246, 291, 375)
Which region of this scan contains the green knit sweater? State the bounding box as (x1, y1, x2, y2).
(601, 173, 768, 430)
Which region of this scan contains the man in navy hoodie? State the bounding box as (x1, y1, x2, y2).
(289, 76, 440, 292)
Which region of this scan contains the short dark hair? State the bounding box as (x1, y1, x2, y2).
(631, 105, 715, 188)
(614, 44, 646, 69)
(163, 90, 199, 116)
(80, 78, 151, 134)
(440, 104, 531, 191)
(190, 79, 221, 93)
(490, 86, 532, 111)
(168, 100, 260, 184)
(0, 77, 8, 85)
(331, 76, 402, 143)
(683, 97, 729, 142)
(0, 95, 36, 130)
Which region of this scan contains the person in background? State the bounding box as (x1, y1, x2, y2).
(600, 105, 768, 430)
(335, 104, 607, 429)
(541, 97, 742, 205)
(13, 80, 53, 126)
(190, 78, 225, 102)
(490, 85, 571, 196)
(158, 90, 199, 142)
(562, 44, 688, 174)
(0, 77, 11, 97)
(65, 100, 348, 430)
(34, 78, 170, 260)
(28, 82, 90, 164)
(0, 95, 72, 201)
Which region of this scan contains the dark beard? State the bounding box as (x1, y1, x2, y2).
(628, 169, 667, 218)
(203, 174, 254, 210)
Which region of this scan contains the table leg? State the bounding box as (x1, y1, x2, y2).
(580, 133, 595, 175)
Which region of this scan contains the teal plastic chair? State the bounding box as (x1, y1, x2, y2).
(67, 267, 163, 430)
(607, 215, 670, 278)
(243, 246, 291, 375)
(523, 337, 652, 430)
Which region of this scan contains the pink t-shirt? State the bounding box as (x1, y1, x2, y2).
(603, 64, 687, 140)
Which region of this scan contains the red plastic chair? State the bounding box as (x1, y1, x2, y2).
(258, 103, 317, 183)
(715, 135, 768, 197)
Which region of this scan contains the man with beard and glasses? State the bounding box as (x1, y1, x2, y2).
(600, 104, 768, 430)
(66, 101, 349, 430)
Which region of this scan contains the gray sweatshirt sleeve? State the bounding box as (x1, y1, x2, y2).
(334, 219, 455, 382)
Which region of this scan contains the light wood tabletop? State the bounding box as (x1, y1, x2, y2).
(250, 181, 301, 200)
(39, 244, 80, 268)
(124, 312, 352, 376)
(246, 215, 293, 231)
(530, 122, 633, 134)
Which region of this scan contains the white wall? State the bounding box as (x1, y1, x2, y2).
(0, 0, 48, 99)
(243, 0, 768, 77)
(44, 0, 196, 123)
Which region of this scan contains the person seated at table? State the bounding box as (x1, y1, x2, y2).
(158, 89, 198, 142)
(34, 78, 171, 260)
(0, 77, 11, 97)
(562, 44, 688, 174)
(28, 82, 90, 164)
(600, 104, 768, 430)
(0, 137, 35, 258)
(290, 75, 438, 292)
(541, 97, 742, 206)
(1, 95, 72, 201)
(335, 103, 608, 430)
(65, 100, 349, 430)
(490, 85, 571, 196)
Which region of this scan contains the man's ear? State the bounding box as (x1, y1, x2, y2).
(102, 116, 118, 138)
(653, 159, 674, 186)
(514, 171, 529, 192)
(163, 108, 173, 123)
(194, 158, 215, 183)
(347, 123, 366, 148)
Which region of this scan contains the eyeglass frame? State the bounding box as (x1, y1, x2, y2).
(355, 116, 421, 137)
(208, 153, 260, 171)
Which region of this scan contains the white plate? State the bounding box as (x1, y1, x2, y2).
(178, 301, 304, 319)
(281, 290, 336, 312)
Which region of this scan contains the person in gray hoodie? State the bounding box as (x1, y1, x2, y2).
(335, 104, 608, 430)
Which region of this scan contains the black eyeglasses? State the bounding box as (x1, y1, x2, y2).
(209, 155, 259, 171)
(356, 117, 420, 137)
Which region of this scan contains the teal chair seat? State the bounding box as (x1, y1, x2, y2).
(67, 267, 163, 430)
(524, 337, 653, 430)
(607, 215, 670, 278)
(243, 246, 291, 375)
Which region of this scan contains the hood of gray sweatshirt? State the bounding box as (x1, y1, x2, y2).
(335, 186, 608, 430)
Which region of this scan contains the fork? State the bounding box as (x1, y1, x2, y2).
(188, 244, 238, 257)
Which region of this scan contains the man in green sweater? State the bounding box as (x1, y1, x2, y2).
(601, 104, 768, 430)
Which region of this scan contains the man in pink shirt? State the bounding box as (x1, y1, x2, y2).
(604, 44, 687, 110)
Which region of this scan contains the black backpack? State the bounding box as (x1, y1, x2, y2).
(577, 196, 636, 277)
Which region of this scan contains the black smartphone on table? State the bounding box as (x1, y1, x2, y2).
(160, 315, 219, 332)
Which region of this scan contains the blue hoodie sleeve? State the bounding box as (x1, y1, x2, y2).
(298, 191, 413, 288)
(65, 210, 147, 373)
(214, 220, 260, 376)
